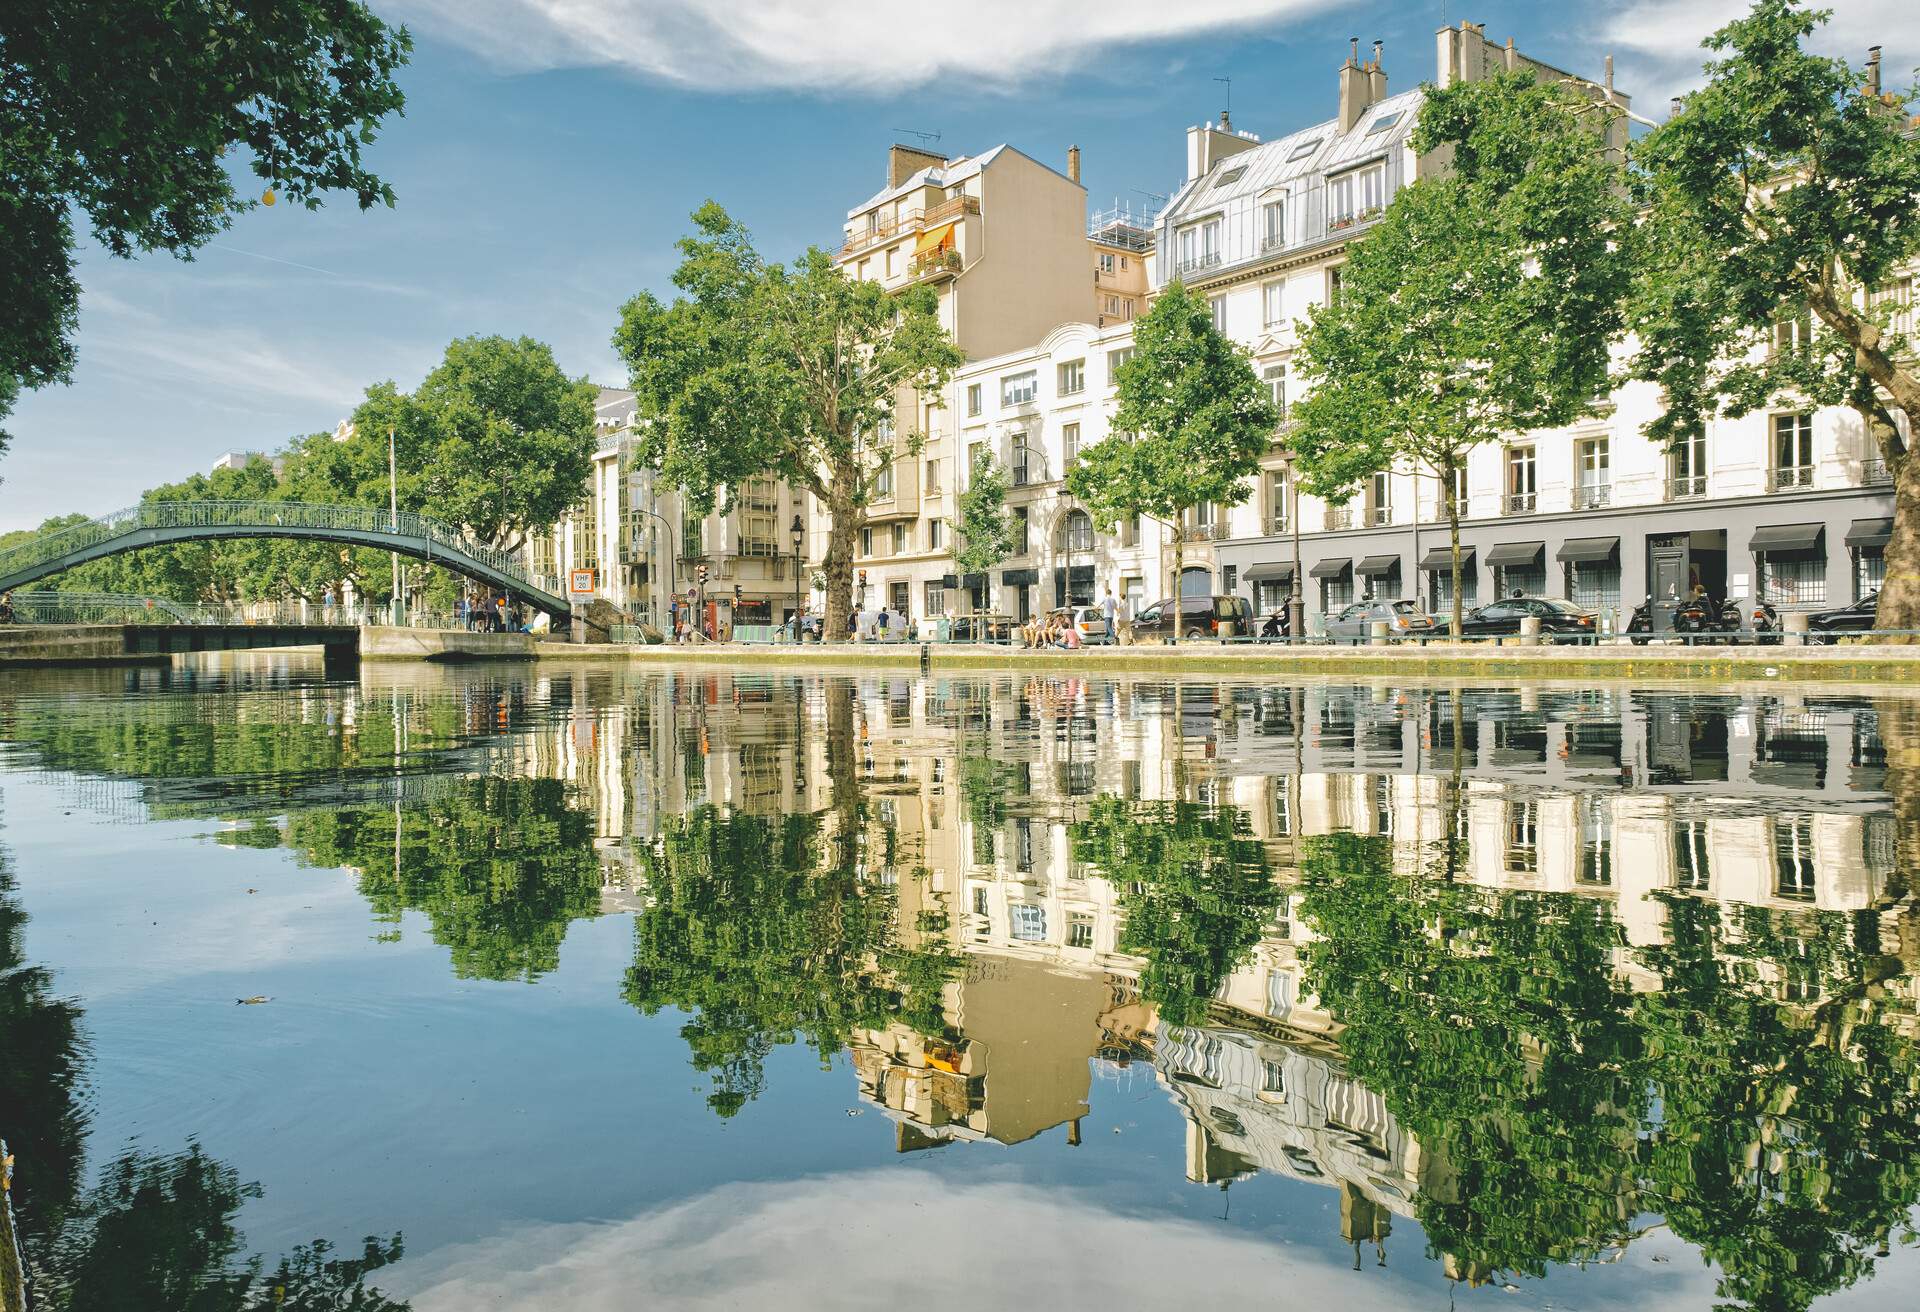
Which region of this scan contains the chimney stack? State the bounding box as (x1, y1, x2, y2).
(1367, 39, 1387, 102)
(1339, 36, 1370, 131)
(1067, 145, 1081, 184)
(1669, 96, 1683, 121)
(1604, 54, 1614, 96)
(887, 142, 947, 188)
(1868, 45, 1883, 97)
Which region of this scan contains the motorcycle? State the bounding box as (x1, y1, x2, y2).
(1627, 598, 1653, 645)
(1627, 595, 1747, 644)
(1259, 608, 1291, 640)
(1750, 598, 1780, 645)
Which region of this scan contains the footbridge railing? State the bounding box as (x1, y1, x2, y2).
(0, 501, 570, 616)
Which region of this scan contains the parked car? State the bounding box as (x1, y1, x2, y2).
(1131, 595, 1256, 641)
(1047, 605, 1114, 646)
(949, 612, 1015, 642)
(1323, 599, 1441, 644)
(1806, 593, 1880, 643)
(1456, 596, 1599, 642)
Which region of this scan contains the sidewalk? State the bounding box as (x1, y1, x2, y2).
(533, 637, 1920, 683)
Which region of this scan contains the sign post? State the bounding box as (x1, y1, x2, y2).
(568, 569, 596, 644)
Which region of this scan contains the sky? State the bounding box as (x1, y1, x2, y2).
(2, 0, 1912, 531)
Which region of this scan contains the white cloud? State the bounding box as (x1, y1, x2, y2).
(388, 0, 1337, 93)
(395, 1169, 1466, 1311)
(1596, 0, 1917, 103)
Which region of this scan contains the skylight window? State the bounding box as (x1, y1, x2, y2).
(1286, 138, 1320, 161)
(1366, 111, 1403, 136)
(1215, 166, 1247, 188)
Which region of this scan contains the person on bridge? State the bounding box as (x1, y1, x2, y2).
(0, 591, 14, 625)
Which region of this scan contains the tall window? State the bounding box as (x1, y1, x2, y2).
(1505, 800, 1539, 874)
(1262, 279, 1286, 328)
(1505, 445, 1537, 513)
(1430, 564, 1477, 609)
(1011, 507, 1029, 554)
(925, 579, 947, 615)
(1209, 294, 1227, 332)
(1772, 412, 1814, 488)
(1107, 346, 1134, 378)
(1322, 570, 1354, 610)
(1058, 359, 1085, 395)
(1774, 815, 1816, 900)
(1264, 363, 1289, 418)
(966, 383, 982, 417)
(928, 518, 944, 550)
(1675, 819, 1711, 891)
(1760, 550, 1827, 604)
(1328, 164, 1384, 227)
(1772, 305, 1812, 359)
(1576, 437, 1610, 508)
(1368, 471, 1391, 526)
(1668, 432, 1707, 499)
(1578, 797, 1612, 885)
(1011, 439, 1032, 487)
(1064, 508, 1093, 552)
(1001, 371, 1037, 406)
(1326, 265, 1344, 304)
(924, 457, 942, 495)
(1261, 198, 1286, 250)
(1567, 558, 1621, 610)
(682, 514, 703, 559)
(891, 522, 907, 554)
(1266, 470, 1290, 534)
(1062, 423, 1081, 467)
(873, 461, 893, 499)
(1857, 545, 1887, 599)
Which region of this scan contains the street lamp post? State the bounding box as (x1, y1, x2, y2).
(791, 513, 805, 641)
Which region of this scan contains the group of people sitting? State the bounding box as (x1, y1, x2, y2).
(1018, 613, 1083, 650)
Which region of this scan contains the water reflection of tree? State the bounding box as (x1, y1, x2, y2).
(285, 776, 604, 983)
(1, 834, 409, 1310)
(1070, 796, 1279, 1026)
(623, 806, 957, 1118)
(1298, 833, 1920, 1309)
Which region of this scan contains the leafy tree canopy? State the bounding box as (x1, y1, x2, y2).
(953, 451, 1014, 580)
(1, 0, 411, 455)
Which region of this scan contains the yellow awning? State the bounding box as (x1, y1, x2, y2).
(914, 222, 955, 254)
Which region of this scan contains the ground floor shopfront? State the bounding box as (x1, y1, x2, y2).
(1216, 487, 1895, 634)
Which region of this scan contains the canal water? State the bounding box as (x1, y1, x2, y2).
(2, 657, 1918, 1310)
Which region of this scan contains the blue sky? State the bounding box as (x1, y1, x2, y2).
(3, 0, 1909, 531)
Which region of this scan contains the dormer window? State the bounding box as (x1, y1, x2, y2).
(1286, 137, 1321, 161)
(1328, 164, 1385, 231)
(1214, 165, 1247, 189)
(1365, 111, 1403, 136)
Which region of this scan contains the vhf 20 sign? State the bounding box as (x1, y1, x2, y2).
(568, 569, 596, 597)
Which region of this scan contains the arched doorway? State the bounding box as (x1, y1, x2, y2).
(1180, 566, 1212, 597)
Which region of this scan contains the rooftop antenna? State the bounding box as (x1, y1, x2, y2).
(890, 127, 942, 148)
(1214, 76, 1232, 130)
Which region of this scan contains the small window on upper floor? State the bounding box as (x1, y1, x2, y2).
(1098, 251, 1116, 274)
(1366, 110, 1403, 135)
(1215, 165, 1247, 188)
(1001, 370, 1037, 406)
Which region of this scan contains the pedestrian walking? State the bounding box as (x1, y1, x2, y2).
(1115, 592, 1132, 646)
(1101, 586, 1117, 643)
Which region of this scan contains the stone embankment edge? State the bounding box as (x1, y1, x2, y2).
(531, 640, 1920, 683)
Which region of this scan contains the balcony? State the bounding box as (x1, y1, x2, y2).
(1365, 505, 1392, 527)
(1325, 506, 1354, 531)
(909, 248, 963, 280)
(1666, 474, 1707, 501)
(1173, 251, 1222, 277)
(1768, 464, 1815, 492)
(1327, 206, 1383, 235)
(1863, 458, 1893, 486)
(1574, 483, 1612, 510)
(839, 193, 981, 261)
(1267, 514, 1289, 536)
(1504, 492, 1537, 516)
(1181, 522, 1226, 542)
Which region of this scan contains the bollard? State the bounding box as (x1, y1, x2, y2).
(1518, 615, 1542, 647)
(1783, 611, 1809, 647)
(1369, 619, 1389, 646)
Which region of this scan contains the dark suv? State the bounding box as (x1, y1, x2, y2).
(1132, 595, 1255, 641)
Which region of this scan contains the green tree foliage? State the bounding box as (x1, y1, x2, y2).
(36, 1144, 408, 1312)
(953, 451, 1014, 590)
(1066, 282, 1277, 602)
(623, 805, 957, 1118)
(285, 777, 603, 983)
(0, 1, 411, 454)
(349, 336, 599, 552)
(1070, 795, 1278, 1025)
(1628, 0, 1920, 632)
(1297, 835, 1920, 1308)
(615, 203, 964, 640)
(1290, 71, 1633, 634)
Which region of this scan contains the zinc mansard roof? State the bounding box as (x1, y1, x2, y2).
(846, 145, 1011, 220)
(1160, 88, 1426, 231)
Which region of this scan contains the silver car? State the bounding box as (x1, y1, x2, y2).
(1324, 599, 1441, 644)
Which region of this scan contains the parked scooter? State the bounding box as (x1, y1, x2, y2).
(1750, 598, 1781, 644)
(1626, 594, 1747, 644)
(1259, 608, 1291, 640)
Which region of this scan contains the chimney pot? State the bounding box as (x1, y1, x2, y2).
(1349, 36, 1360, 65)
(1867, 46, 1883, 96)
(1371, 39, 1383, 68)
(1669, 95, 1683, 120)
(1067, 145, 1081, 184)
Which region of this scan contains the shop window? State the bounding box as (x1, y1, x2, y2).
(1566, 560, 1621, 609)
(1857, 547, 1886, 599)
(1759, 552, 1826, 605)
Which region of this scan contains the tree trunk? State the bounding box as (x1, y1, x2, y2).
(821, 472, 862, 645)
(1171, 517, 1186, 636)
(1878, 448, 1920, 641)
(1448, 491, 1464, 645)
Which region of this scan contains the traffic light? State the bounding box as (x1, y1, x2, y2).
(696, 563, 709, 587)
(858, 569, 867, 586)
(733, 584, 743, 604)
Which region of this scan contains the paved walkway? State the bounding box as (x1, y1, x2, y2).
(533, 637, 1920, 683)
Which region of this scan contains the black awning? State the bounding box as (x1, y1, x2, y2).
(1356, 554, 1401, 577)
(961, 572, 987, 589)
(1845, 517, 1893, 548)
(1485, 540, 1545, 567)
(1419, 545, 1475, 571)
(1749, 523, 1824, 553)
(1556, 536, 1620, 563)
(1065, 563, 1095, 583)
(940, 574, 960, 588)
(1309, 558, 1351, 579)
(1001, 568, 1038, 586)
(1243, 561, 1296, 581)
